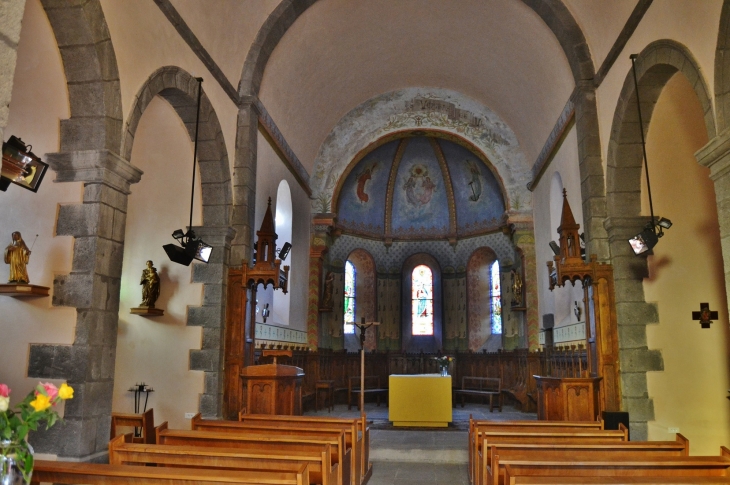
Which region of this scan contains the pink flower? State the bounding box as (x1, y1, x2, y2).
(0, 384, 9, 398)
(38, 382, 58, 400)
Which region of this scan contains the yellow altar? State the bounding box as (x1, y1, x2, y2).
(389, 374, 453, 427)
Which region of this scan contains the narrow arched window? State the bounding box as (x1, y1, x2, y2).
(491, 260, 502, 334)
(412, 264, 434, 336)
(344, 260, 356, 334)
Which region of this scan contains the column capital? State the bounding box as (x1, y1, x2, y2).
(47, 149, 142, 193)
(697, 128, 730, 181)
(190, 225, 236, 248)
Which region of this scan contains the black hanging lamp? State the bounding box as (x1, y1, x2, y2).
(163, 77, 212, 266)
(627, 54, 673, 256)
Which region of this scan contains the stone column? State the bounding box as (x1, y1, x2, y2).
(0, 0, 26, 145)
(187, 225, 235, 417)
(231, 100, 259, 263)
(604, 216, 663, 441)
(510, 213, 539, 351)
(573, 82, 610, 261)
(27, 150, 141, 460)
(307, 215, 335, 350)
(697, 128, 730, 314)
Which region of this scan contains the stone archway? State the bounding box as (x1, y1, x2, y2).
(25, 0, 138, 461)
(605, 39, 716, 440)
(715, 0, 730, 133)
(121, 66, 235, 418)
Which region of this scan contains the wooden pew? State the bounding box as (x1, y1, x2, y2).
(186, 418, 352, 485)
(473, 427, 628, 485)
(507, 476, 730, 484)
(110, 408, 155, 444)
(348, 376, 387, 411)
(156, 424, 347, 485)
(486, 434, 690, 485)
(108, 433, 331, 485)
(31, 459, 309, 485)
(502, 450, 730, 484)
(233, 412, 371, 485)
(468, 417, 604, 483)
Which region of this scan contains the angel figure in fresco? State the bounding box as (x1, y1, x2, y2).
(4, 231, 31, 284)
(465, 159, 482, 201)
(140, 260, 161, 308)
(403, 164, 436, 206)
(356, 162, 378, 203)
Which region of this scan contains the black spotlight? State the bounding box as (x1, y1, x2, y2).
(278, 242, 292, 260)
(163, 229, 212, 266)
(628, 224, 659, 256)
(549, 241, 560, 256)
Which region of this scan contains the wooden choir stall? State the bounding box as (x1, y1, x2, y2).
(535, 190, 621, 421)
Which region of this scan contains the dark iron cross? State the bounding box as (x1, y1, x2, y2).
(692, 302, 718, 329)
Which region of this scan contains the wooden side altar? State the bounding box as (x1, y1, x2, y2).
(240, 362, 304, 415)
(536, 190, 621, 421)
(534, 376, 602, 421)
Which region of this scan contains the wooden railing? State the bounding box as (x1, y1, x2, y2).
(253, 347, 587, 413)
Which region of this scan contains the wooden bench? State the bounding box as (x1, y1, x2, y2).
(502, 450, 730, 483)
(156, 424, 347, 485)
(348, 376, 387, 411)
(473, 427, 628, 485)
(454, 377, 502, 412)
(110, 408, 155, 444)
(487, 435, 691, 485)
(234, 412, 371, 485)
(508, 476, 730, 484)
(109, 433, 328, 485)
(31, 459, 309, 485)
(192, 413, 361, 485)
(468, 417, 605, 483)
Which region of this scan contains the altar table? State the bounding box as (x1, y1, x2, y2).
(389, 374, 452, 427)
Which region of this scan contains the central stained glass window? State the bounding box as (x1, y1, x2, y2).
(344, 260, 356, 334)
(411, 264, 434, 335)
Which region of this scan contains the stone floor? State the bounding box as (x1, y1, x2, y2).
(305, 401, 536, 484)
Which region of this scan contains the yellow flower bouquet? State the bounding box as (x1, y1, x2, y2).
(0, 382, 74, 483)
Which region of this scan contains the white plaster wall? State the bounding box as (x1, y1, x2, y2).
(113, 96, 203, 430)
(595, 0, 723, 180)
(642, 74, 730, 455)
(100, 0, 238, 176)
(254, 131, 311, 332)
(259, 0, 573, 171)
(531, 125, 585, 331)
(0, 0, 78, 406)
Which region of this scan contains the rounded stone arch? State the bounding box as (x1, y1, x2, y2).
(466, 246, 500, 352)
(716, 0, 730, 132)
(607, 40, 716, 219)
(41, 0, 123, 152)
(605, 39, 715, 440)
(401, 252, 442, 353)
(344, 248, 377, 351)
(122, 66, 233, 226)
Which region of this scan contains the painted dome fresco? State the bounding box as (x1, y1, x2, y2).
(335, 134, 507, 241)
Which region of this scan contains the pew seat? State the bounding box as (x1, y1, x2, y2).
(31, 460, 309, 485)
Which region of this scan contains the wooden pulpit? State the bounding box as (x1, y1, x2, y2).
(534, 375, 602, 421)
(240, 363, 304, 415)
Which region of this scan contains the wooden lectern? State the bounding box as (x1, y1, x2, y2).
(534, 376, 602, 421)
(240, 351, 304, 416)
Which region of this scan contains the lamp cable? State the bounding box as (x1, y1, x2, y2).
(188, 77, 203, 236)
(630, 54, 657, 231)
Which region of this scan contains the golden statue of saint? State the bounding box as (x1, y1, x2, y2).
(511, 269, 523, 307)
(4, 231, 31, 284)
(140, 260, 161, 308)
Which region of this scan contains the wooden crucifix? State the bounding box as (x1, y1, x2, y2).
(354, 317, 379, 411)
(692, 302, 718, 329)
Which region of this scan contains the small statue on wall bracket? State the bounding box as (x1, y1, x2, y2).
(574, 301, 582, 322)
(131, 260, 163, 316)
(320, 271, 334, 311)
(4, 231, 31, 284)
(511, 269, 523, 308)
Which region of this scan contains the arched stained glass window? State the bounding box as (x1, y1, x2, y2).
(411, 264, 434, 335)
(344, 260, 356, 334)
(491, 260, 502, 334)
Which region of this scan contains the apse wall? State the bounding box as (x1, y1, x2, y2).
(0, 0, 77, 410)
(641, 74, 730, 454)
(113, 96, 204, 430)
